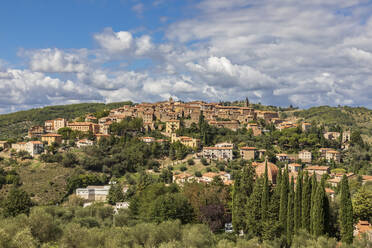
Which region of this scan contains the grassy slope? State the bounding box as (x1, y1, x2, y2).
(0, 101, 132, 140)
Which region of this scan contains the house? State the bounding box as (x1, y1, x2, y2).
(325, 188, 335, 201)
(201, 172, 221, 183)
(0, 141, 9, 150)
(77, 139, 94, 148)
(141, 137, 155, 143)
(28, 126, 45, 138)
(76, 185, 111, 202)
(171, 133, 200, 149)
(41, 133, 63, 145)
(95, 134, 110, 142)
(67, 122, 100, 133)
(85, 115, 97, 123)
(323, 132, 340, 141)
(276, 153, 288, 162)
(304, 165, 330, 176)
(240, 147, 257, 160)
(342, 131, 351, 143)
(325, 150, 341, 163)
(11, 141, 44, 156)
(327, 178, 341, 187)
(165, 120, 180, 134)
(202, 146, 233, 161)
(301, 122, 312, 132)
(288, 163, 302, 172)
(246, 123, 262, 136)
(354, 220, 372, 240)
(173, 173, 193, 184)
(208, 120, 239, 131)
(114, 202, 129, 214)
(319, 148, 334, 158)
(299, 150, 312, 163)
(45, 118, 67, 133)
(362, 175, 372, 185)
(255, 161, 279, 184)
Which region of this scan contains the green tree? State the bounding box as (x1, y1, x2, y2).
(279, 167, 289, 233)
(4, 187, 33, 217)
(310, 173, 317, 234)
(232, 164, 255, 233)
(301, 171, 311, 231)
(339, 175, 354, 244)
(352, 186, 372, 221)
(261, 162, 270, 222)
(246, 177, 263, 237)
(287, 176, 295, 245)
(294, 170, 303, 233)
(311, 182, 326, 236)
(61, 152, 78, 167)
(107, 184, 125, 205)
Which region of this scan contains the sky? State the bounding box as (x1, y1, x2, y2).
(1, 0, 372, 113)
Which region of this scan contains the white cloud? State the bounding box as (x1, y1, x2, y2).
(135, 35, 154, 56)
(25, 48, 87, 73)
(94, 28, 133, 53)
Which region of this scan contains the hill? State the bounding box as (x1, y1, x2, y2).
(0, 101, 132, 140)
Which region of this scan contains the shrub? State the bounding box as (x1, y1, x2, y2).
(187, 159, 195, 166)
(195, 171, 202, 177)
(180, 166, 187, 172)
(200, 158, 208, 166)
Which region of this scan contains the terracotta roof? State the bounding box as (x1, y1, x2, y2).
(203, 147, 233, 150)
(362, 175, 372, 181)
(289, 163, 302, 167)
(240, 147, 257, 150)
(42, 133, 62, 137)
(325, 188, 335, 194)
(29, 141, 43, 144)
(305, 166, 329, 171)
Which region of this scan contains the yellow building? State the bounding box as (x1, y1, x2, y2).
(171, 133, 200, 149)
(41, 133, 62, 145)
(166, 120, 180, 134)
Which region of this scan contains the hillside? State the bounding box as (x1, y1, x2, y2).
(0, 101, 132, 140)
(289, 106, 372, 142)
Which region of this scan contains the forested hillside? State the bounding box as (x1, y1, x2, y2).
(0, 101, 132, 140)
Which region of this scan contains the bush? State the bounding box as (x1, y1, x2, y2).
(180, 166, 187, 172)
(194, 171, 202, 177)
(200, 158, 208, 166)
(187, 159, 195, 166)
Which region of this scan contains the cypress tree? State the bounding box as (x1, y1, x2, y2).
(294, 170, 303, 233)
(232, 164, 255, 233)
(339, 175, 354, 244)
(310, 173, 317, 234)
(301, 171, 311, 231)
(311, 182, 326, 236)
(287, 176, 295, 244)
(246, 177, 263, 237)
(261, 162, 270, 221)
(279, 166, 289, 233)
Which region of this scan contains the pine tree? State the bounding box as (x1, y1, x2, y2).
(301, 171, 311, 231)
(287, 176, 295, 244)
(279, 167, 289, 234)
(339, 175, 354, 244)
(294, 170, 303, 233)
(261, 161, 270, 221)
(246, 177, 263, 237)
(311, 182, 326, 236)
(310, 173, 317, 234)
(232, 164, 255, 233)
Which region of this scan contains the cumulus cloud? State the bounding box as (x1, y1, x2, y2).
(0, 68, 102, 113)
(23, 48, 88, 73)
(94, 28, 133, 53)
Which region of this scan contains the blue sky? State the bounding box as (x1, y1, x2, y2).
(1, 0, 372, 113)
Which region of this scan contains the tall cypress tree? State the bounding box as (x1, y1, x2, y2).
(310, 173, 317, 234)
(261, 162, 270, 221)
(294, 170, 303, 233)
(232, 164, 255, 233)
(279, 167, 289, 233)
(301, 171, 311, 231)
(246, 177, 263, 237)
(287, 176, 295, 245)
(339, 175, 354, 244)
(311, 182, 326, 236)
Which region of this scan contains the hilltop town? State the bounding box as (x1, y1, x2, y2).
(0, 98, 371, 246)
